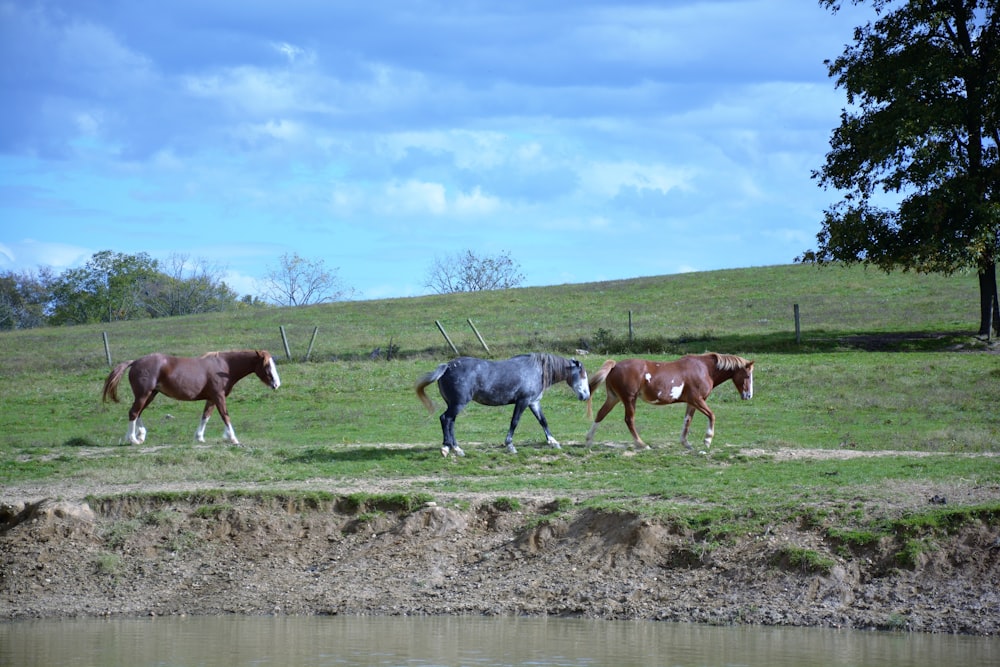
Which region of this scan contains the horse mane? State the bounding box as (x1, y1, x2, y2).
(200, 349, 263, 359)
(710, 353, 752, 371)
(533, 353, 567, 387)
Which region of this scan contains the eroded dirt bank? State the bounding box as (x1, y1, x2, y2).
(2, 493, 998, 635)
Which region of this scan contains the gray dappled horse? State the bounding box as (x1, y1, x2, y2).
(415, 353, 590, 456)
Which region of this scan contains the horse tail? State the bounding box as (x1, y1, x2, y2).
(586, 359, 617, 419)
(101, 360, 133, 403)
(414, 363, 449, 414)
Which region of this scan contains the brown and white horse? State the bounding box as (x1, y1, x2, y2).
(102, 349, 280, 445)
(586, 353, 754, 451)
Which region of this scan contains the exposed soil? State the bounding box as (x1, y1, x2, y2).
(2, 447, 999, 635)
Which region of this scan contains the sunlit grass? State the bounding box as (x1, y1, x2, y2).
(1, 263, 998, 534)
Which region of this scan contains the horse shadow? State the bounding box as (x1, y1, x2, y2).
(283, 445, 436, 464)
(282, 441, 604, 464)
(563, 329, 973, 356)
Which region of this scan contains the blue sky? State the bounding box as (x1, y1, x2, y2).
(0, 1, 872, 300)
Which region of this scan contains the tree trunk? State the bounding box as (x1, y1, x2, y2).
(978, 263, 999, 337)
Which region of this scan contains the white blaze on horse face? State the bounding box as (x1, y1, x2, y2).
(268, 357, 281, 389)
(742, 371, 754, 400)
(571, 370, 590, 400)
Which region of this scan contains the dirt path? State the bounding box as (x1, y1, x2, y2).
(2, 448, 999, 635)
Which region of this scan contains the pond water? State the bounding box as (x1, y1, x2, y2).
(2, 614, 997, 667)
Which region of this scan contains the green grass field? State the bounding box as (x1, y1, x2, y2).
(2, 263, 998, 539)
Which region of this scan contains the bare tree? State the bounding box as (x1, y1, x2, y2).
(260, 252, 352, 306)
(425, 249, 525, 294)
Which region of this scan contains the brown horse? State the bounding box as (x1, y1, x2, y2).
(585, 353, 754, 451)
(102, 350, 281, 445)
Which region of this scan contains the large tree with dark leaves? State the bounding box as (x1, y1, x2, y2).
(803, 0, 999, 335)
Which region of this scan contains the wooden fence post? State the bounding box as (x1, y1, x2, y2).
(435, 320, 460, 355)
(467, 319, 489, 353)
(279, 326, 292, 361)
(794, 304, 801, 344)
(102, 331, 112, 367)
(304, 326, 319, 361)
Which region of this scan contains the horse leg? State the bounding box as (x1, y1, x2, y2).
(527, 400, 560, 449)
(680, 404, 696, 450)
(622, 397, 649, 450)
(690, 398, 716, 450)
(585, 394, 621, 445)
(125, 417, 143, 445)
(196, 402, 225, 443)
(503, 402, 530, 454)
(215, 397, 239, 445)
(126, 392, 155, 445)
(439, 402, 465, 457)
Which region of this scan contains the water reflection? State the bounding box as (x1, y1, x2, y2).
(2, 614, 997, 667)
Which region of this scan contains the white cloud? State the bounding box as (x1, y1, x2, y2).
(580, 161, 697, 199)
(379, 180, 448, 216)
(271, 42, 312, 64)
(0, 239, 91, 270)
(234, 119, 307, 144)
(452, 187, 497, 216)
(220, 270, 259, 298)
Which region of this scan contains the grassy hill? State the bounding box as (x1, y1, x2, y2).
(0, 263, 987, 374)
(1, 263, 997, 520)
(5, 264, 1000, 633)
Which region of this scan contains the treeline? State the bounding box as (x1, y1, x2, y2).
(3, 247, 528, 330)
(0, 250, 262, 330)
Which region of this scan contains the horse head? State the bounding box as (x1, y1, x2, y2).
(733, 361, 754, 400)
(567, 358, 590, 402)
(255, 350, 281, 390)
